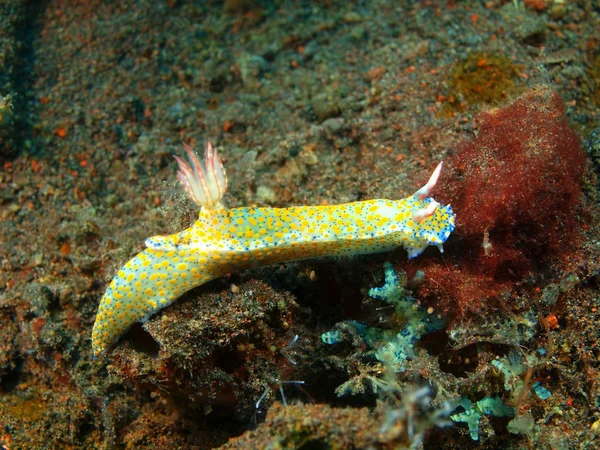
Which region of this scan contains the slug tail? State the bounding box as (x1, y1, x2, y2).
(91, 247, 212, 355)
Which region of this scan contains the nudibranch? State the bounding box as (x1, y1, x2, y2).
(92, 142, 455, 355)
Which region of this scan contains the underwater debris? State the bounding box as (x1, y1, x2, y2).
(379, 384, 454, 449)
(507, 413, 537, 435)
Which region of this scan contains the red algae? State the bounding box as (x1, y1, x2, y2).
(412, 87, 588, 321)
(442, 86, 586, 280)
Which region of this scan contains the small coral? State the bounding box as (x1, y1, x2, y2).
(531, 381, 552, 400)
(450, 396, 515, 441)
(333, 363, 399, 398)
(490, 349, 553, 400)
(322, 263, 444, 377)
(491, 350, 526, 391)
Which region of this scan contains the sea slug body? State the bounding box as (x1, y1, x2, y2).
(92, 142, 455, 355)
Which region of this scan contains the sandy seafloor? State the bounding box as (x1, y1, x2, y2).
(0, 0, 599, 449)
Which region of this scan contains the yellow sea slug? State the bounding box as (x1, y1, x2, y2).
(92, 141, 455, 355)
